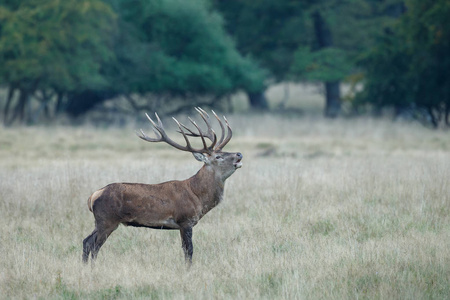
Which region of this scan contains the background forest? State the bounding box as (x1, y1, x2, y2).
(1, 0, 449, 127)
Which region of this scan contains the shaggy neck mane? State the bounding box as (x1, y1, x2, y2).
(188, 165, 225, 214)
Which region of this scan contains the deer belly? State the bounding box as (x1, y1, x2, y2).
(123, 218, 180, 230)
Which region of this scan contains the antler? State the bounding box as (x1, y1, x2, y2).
(137, 108, 233, 153)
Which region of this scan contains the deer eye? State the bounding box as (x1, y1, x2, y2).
(215, 155, 222, 159)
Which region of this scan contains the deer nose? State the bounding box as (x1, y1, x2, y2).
(236, 152, 243, 159)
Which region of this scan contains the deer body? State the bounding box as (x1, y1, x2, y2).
(82, 108, 242, 265)
(88, 165, 227, 230)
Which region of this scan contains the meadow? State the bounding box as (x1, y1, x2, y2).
(0, 87, 449, 299)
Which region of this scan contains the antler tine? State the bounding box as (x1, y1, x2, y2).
(171, 117, 194, 150)
(215, 115, 232, 150)
(137, 128, 158, 142)
(188, 117, 208, 150)
(154, 112, 164, 128)
(179, 123, 198, 136)
(136, 113, 162, 142)
(196, 107, 212, 123)
(145, 112, 158, 128)
(211, 110, 225, 148)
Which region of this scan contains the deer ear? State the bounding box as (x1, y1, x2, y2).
(192, 153, 208, 163)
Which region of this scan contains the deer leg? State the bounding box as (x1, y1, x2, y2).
(180, 227, 193, 266)
(82, 228, 98, 264)
(90, 222, 118, 261)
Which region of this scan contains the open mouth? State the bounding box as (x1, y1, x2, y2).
(234, 158, 242, 169)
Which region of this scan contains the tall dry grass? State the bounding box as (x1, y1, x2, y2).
(0, 113, 449, 299)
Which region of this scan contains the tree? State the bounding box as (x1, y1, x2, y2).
(215, 0, 400, 115)
(290, 7, 352, 118)
(290, 0, 405, 117)
(214, 0, 308, 110)
(357, 0, 450, 127)
(65, 0, 266, 117)
(0, 0, 116, 124)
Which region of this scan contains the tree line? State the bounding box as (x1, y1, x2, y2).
(0, 0, 449, 127)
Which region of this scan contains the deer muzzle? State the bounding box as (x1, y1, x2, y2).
(234, 152, 243, 169)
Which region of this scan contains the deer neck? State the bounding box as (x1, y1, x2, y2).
(188, 164, 225, 214)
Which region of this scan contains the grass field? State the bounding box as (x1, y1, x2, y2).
(0, 92, 449, 299)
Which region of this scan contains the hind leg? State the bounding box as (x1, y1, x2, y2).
(90, 221, 119, 261)
(82, 228, 98, 264)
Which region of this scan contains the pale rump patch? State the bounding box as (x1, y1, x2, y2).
(88, 189, 105, 212)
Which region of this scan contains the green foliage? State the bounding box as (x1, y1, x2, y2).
(0, 0, 116, 91)
(290, 0, 403, 83)
(357, 0, 450, 127)
(216, 0, 398, 84)
(215, 0, 307, 82)
(216, 0, 404, 116)
(105, 0, 266, 97)
(292, 46, 352, 82)
(356, 32, 411, 109)
(0, 0, 265, 123)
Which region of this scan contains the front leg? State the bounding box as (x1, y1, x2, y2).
(180, 226, 193, 266)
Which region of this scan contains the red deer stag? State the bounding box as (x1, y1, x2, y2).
(82, 108, 243, 265)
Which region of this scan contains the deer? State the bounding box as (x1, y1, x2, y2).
(82, 108, 243, 266)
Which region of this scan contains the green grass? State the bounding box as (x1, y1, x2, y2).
(0, 107, 449, 299)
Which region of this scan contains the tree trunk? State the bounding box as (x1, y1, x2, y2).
(427, 106, 438, 128)
(17, 89, 29, 123)
(5, 89, 29, 125)
(247, 91, 269, 110)
(324, 81, 340, 118)
(31, 91, 53, 123)
(278, 83, 290, 109)
(55, 92, 65, 115)
(313, 10, 341, 117)
(3, 86, 15, 125)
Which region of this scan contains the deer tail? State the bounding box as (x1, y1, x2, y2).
(87, 195, 94, 212)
